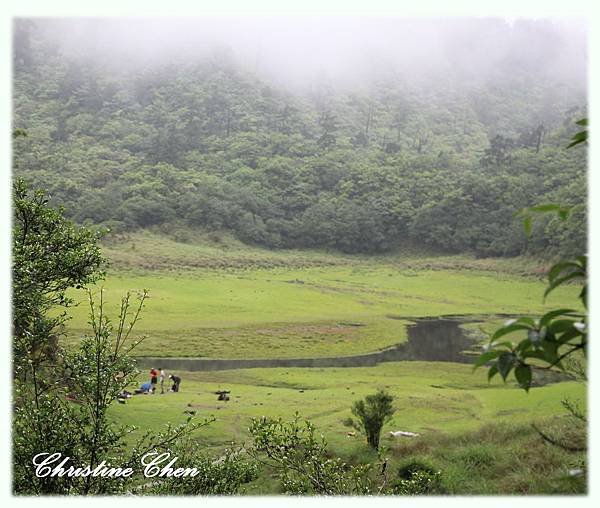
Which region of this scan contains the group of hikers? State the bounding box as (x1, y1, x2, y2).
(115, 368, 182, 403)
(138, 367, 181, 394)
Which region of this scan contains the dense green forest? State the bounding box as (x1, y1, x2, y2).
(12, 19, 587, 257)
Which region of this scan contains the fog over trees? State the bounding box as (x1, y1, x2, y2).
(20, 18, 586, 89)
(13, 17, 587, 257)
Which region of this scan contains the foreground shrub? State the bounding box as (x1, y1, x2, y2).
(392, 459, 444, 495)
(248, 414, 375, 495)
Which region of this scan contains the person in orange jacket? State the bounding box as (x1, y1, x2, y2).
(149, 367, 158, 393)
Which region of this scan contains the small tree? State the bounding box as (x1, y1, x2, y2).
(348, 389, 395, 449)
(12, 178, 105, 376)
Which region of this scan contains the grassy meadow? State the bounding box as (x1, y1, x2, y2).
(109, 363, 586, 494)
(63, 230, 585, 494)
(111, 362, 584, 445)
(61, 230, 579, 359)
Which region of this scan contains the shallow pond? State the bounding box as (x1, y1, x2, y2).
(136, 317, 480, 372)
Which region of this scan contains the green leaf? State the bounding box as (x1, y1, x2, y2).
(580, 285, 587, 309)
(548, 262, 581, 283)
(514, 364, 532, 391)
(515, 316, 535, 327)
(524, 350, 555, 362)
(491, 323, 532, 341)
(540, 341, 559, 364)
(567, 130, 588, 148)
(544, 272, 585, 300)
(473, 350, 501, 369)
(540, 308, 577, 327)
(516, 337, 533, 353)
(497, 352, 515, 381)
(547, 319, 577, 334)
(556, 326, 584, 346)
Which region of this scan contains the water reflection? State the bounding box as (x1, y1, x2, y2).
(136, 317, 477, 372)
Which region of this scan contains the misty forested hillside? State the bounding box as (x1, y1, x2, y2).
(12, 19, 587, 257)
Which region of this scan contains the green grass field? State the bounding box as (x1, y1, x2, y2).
(111, 362, 584, 447)
(61, 231, 579, 359)
(68, 230, 585, 494)
(109, 362, 586, 494)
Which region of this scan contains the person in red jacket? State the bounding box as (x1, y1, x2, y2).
(149, 368, 158, 393)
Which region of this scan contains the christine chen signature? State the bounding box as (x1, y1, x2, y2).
(32, 452, 200, 479)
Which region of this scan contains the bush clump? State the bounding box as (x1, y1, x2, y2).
(392, 459, 444, 495)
